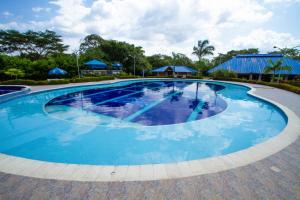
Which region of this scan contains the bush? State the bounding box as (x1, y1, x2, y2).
(211, 77, 300, 95)
(70, 76, 114, 83)
(0, 79, 70, 85)
(211, 69, 237, 79)
(115, 74, 141, 79)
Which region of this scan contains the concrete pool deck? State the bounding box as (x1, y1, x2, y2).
(0, 80, 299, 199)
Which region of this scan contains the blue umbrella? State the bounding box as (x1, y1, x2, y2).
(112, 63, 123, 69)
(85, 59, 107, 69)
(48, 67, 67, 75)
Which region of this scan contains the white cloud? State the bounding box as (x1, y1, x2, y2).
(232, 29, 300, 52)
(2, 11, 13, 17)
(264, 0, 300, 3)
(0, 0, 299, 57)
(32, 7, 51, 13)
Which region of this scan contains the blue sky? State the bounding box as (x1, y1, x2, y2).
(1, 0, 300, 59)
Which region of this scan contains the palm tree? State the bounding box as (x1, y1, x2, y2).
(192, 40, 215, 60)
(264, 59, 292, 83)
(192, 40, 215, 75)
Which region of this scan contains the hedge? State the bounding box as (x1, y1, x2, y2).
(115, 75, 141, 79)
(0, 76, 114, 85)
(213, 78, 300, 94)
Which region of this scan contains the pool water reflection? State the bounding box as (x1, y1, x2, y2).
(45, 81, 227, 126)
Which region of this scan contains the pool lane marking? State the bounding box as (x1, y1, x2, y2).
(186, 101, 205, 122)
(123, 91, 183, 122)
(49, 82, 154, 104)
(82, 82, 175, 109)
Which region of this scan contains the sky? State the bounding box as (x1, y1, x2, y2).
(0, 0, 300, 59)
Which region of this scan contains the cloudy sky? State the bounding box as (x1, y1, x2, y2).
(1, 0, 300, 59)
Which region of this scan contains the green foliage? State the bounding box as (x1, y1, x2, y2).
(171, 52, 193, 66)
(147, 54, 172, 68)
(211, 69, 237, 79)
(79, 34, 104, 52)
(194, 59, 213, 74)
(192, 40, 215, 60)
(210, 77, 300, 95)
(4, 68, 25, 79)
(0, 30, 68, 60)
(70, 76, 114, 83)
(115, 74, 141, 79)
(264, 59, 292, 82)
(212, 48, 259, 66)
(0, 79, 69, 85)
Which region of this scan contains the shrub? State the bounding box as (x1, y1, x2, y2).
(0, 79, 70, 85)
(211, 69, 237, 79)
(115, 74, 141, 79)
(70, 76, 114, 83)
(211, 77, 300, 95)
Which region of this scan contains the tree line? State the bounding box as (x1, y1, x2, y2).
(0, 29, 299, 80)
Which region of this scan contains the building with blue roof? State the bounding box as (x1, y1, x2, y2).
(81, 59, 123, 76)
(208, 54, 300, 80)
(152, 66, 197, 77)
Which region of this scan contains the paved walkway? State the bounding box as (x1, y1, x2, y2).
(0, 82, 299, 200)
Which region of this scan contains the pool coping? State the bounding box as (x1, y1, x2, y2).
(0, 85, 31, 104)
(0, 79, 299, 182)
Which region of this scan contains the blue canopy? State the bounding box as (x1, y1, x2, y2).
(112, 63, 123, 69)
(85, 59, 107, 69)
(48, 67, 67, 75)
(152, 66, 197, 73)
(208, 54, 300, 75)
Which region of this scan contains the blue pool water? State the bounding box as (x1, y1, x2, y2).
(0, 86, 26, 95)
(0, 80, 287, 165)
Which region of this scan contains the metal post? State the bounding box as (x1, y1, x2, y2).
(133, 56, 136, 76)
(76, 53, 80, 78)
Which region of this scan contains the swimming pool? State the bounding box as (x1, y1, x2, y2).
(0, 80, 287, 165)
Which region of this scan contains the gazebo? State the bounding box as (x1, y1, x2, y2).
(81, 59, 122, 76)
(84, 59, 107, 69)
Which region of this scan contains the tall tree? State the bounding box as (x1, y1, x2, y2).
(79, 34, 104, 53)
(147, 54, 173, 68)
(192, 40, 215, 61)
(212, 48, 259, 66)
(0, 29, 68, 60)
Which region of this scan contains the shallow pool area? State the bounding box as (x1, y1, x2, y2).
(0, 80, 287, 165)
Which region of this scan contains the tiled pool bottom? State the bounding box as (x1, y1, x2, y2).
(45, 81, 227, 126)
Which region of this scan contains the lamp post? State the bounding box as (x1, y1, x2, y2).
(129, 54, 136, 76)
(74, 49, 81, 78)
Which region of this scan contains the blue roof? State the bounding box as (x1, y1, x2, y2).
(208, 54, 300, 75)
(152, 66, 197, 73)
(85, 59, 107, 69)
(48, 67, 67, 75)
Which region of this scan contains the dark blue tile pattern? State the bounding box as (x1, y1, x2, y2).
(45, 81, 227, 126)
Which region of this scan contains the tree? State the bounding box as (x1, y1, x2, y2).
(0, 30, 68, 60)
(4, 68, 25, 79)
(79, 34, 104, 53)
(212, 48, 259, 66)
(269, 47, 300, 60)
(147, 54, 172, 68)
(264, 59, 292, 82)
(192, 40, 215, 61)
